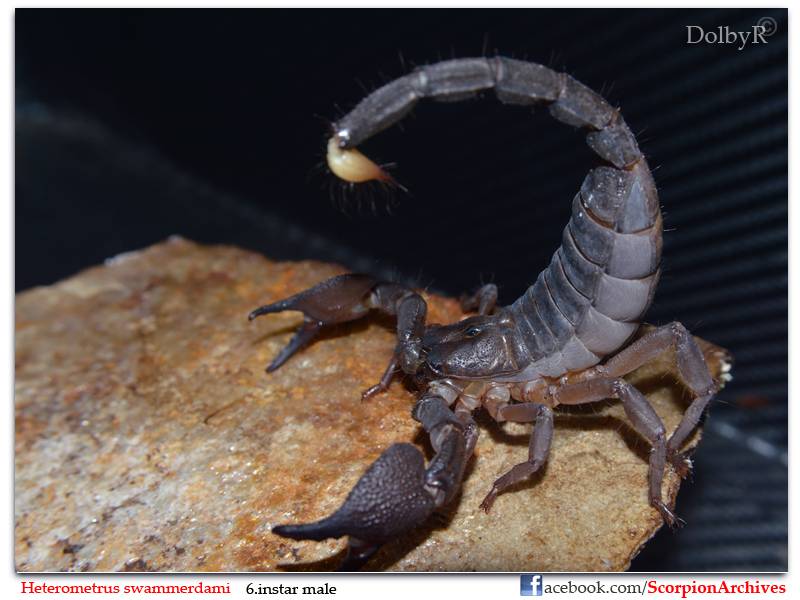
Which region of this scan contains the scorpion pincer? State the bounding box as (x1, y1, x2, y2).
(249, 57, 725, 570)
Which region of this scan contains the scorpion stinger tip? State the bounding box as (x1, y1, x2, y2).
(326, 136, 395, 185)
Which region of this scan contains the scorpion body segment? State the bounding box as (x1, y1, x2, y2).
(254, 57, 724, 570)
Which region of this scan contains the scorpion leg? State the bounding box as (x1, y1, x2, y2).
(553, 377, 681, 527)
(460, 283, 499, 316)
(479, 402, 553, 513)
(601, 322, 721, 476)
(360, 356, 399, 401)
(249, 274, 428, 384)
(272, 393, 476, 570)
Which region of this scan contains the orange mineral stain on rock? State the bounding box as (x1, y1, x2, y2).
(15, 238, 729, 572)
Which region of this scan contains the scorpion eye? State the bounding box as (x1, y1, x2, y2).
(465, 326, 481, 338)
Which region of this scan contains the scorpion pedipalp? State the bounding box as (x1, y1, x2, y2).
(250, 273, 433, 393)
(272, 443, 437, 570)
(248, 273, 377, 372)
(272, 393, 476, 571)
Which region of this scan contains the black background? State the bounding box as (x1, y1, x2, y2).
(16, 8, 787, 571)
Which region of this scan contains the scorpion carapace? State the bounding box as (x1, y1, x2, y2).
(250, 57, 723, 571)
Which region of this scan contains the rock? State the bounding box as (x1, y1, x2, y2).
(15, 238, 731, 572)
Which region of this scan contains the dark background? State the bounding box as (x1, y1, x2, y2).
(16, 9, 787, 571)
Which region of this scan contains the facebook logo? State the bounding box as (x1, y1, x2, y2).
(520, 574, 543, 596)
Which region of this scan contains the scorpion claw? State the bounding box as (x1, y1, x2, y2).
(265, 320, 323, 372)
(337, 539, 381, 572)
(272, 443, 437, 570)
(249, 274, 379, 372)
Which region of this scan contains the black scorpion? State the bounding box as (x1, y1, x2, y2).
(248, 57, 726, 570)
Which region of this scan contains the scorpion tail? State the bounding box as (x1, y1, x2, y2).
(325, 137, 394, 185)
(329, 57, 663, 379)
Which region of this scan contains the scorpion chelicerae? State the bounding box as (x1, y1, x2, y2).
(249, 57, 726, 570)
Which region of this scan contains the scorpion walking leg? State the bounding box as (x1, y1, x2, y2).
(460, 283, 499, 315)
(479, 402, 554, 513)
(601, 322, 720, 475)
(272, 392, 476, 570)
(554, 377, 680, 527)
(360, 356, 399, 401)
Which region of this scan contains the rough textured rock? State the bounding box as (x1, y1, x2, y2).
(15, 238, 731, 572)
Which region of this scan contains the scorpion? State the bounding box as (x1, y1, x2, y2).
(248, 57, 724, 570)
